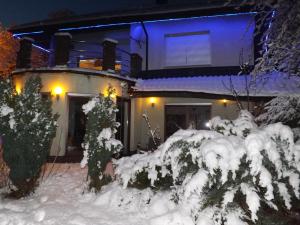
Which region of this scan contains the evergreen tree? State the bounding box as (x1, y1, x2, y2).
(1, 76, 58, 198)
(81, 86, 122, 192)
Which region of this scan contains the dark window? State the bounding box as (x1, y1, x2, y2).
(165, 105, 211, 139)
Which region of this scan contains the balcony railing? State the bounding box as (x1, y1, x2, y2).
(16, 33, 142, 78)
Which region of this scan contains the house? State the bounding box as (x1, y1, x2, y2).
(9, 1, 300, 161)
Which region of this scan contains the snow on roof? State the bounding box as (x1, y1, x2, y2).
(134, 72, 300, 97)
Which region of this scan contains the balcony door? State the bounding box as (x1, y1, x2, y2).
(116, 97, 131, 156)
(67, 96, 90, 159)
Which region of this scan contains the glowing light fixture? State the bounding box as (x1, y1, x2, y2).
(149, 97, 156, 107)
(222, 99, 228, 107)
(53, 86, 63, 100)
(15, 84, 22, 94)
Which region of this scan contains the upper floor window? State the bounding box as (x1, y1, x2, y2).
(164, 31, 211, 67)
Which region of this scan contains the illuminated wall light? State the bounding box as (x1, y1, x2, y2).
(149, 97, 156, 107)
(15, 85, 22, 94)
(52, 86, 63, 101)
(222, 99, 228, 107)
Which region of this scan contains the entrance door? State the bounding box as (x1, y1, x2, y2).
(67, 96, 90, 158)
(165, 104, 211, 139)
(116, 97, 131, 156)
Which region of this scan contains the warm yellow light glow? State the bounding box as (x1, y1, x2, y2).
(149, 97, 157, 107)
(15, 85, 22, 94)
(53, 86, 63, 95)
(222, 99, 228, 107)
(149, 97, 156, 104)
(104, 89, 117, 99)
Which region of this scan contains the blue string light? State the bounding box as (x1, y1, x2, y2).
(14, 36, 51, 53)
(57, 11, 257, 31)
(13, 31, 44, 37)
(264, 10, 276, 53)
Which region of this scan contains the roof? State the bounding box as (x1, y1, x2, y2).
(10, 1, 250, 33)
(134, 73, 300, 97)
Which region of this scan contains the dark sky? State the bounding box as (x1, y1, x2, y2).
(0, 0, 156, 27)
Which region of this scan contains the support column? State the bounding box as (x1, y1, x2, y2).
(102, 38, 118, 71)
(16, 37, 33, 69)
(54, 32, 72, 67)
(130, 53, 142, 78)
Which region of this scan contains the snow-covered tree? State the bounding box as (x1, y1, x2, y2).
(1, 76, 58, 198)
(256, 96, 300, 127)
(0, 78, 14, 188)
(81, 86, 122, 192)
(229, 0, 300, 76)
(116, 111, 300, 225)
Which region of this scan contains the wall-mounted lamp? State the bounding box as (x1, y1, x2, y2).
(15, 85, 22, 95)
(149, 97, 156, 107)
(222, 99, 228, 107)
(53, 86, 63, 101)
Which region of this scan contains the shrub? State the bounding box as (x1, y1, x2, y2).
(81, 86, 122, 192)
(0, 76, 58, 198)
(115, 110, 300, 225)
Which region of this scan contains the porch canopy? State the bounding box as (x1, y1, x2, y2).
(134, 72, 300, 97)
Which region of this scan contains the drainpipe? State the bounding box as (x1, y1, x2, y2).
(140, 21, 149, 71)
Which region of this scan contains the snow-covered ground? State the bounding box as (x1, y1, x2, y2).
(0, 163, 175, 225)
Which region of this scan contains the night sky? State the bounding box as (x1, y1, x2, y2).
(0, 0, 157, 27)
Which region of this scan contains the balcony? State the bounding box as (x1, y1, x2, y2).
(15, 33, 142, 79)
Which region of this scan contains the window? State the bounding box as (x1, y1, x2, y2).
(164, 31, 211, 67)
(165, 104, 211, 139)
(79, 58, 122, 72)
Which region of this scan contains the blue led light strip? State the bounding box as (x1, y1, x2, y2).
(14, 36, 51, 53)
(264, 10, 275, 53)
(58, 11, 257, 31)
(13, 31, 44, 37)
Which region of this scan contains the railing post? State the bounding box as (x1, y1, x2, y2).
(130, 53, 142, 77)
(102, 38, 118, 71)
(54, 32, 72, 67)
(16, 37, 33, 69)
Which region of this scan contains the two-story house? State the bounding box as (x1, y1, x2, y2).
(9, 1, 299, 161)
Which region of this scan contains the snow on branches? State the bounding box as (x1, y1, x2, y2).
(115, 110, 300, 225)
(81, 85, 122, 192)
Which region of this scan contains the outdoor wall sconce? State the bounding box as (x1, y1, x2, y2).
(15, 85, 22, 95)
(149, 97, 156, 107)
(222, 99, 228, 107)
(53, 86, 63, 101)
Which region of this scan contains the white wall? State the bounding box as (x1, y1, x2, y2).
(130, 14, 255, 70)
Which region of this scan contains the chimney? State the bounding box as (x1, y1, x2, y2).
(102, 38, 118, 71)
(130, 53, 142, 77)
(54, 32, 72, 66)
(16, 37, 33, 69)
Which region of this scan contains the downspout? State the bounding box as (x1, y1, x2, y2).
(140, 21, 149, 71)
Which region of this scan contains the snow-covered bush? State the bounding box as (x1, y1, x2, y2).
(257, 96, 300, 141)
(81, 85, 122, 192)
(116, 110, 300, 225)
(0, 76, 58, 198)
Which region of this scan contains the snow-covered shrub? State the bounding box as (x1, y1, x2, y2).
(115, 110, 300, 225)
(0, 78, 14, 189)
(115, 151, 173, 190)
(257, 96, 300, 141)
(81, 85, 122, 192)
(1, 76, 58, 198)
